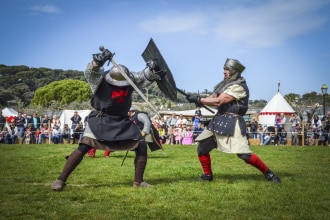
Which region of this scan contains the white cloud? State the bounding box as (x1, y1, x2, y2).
(30, 5, 60, 13)
(213, 0, 328, 48)
(139, 0, 329, 48)
(138, 12, 207, 33)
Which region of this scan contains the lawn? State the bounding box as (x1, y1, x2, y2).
(0, 144, 329, 220)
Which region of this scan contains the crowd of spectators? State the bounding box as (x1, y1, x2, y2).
(151, 107, 205, 145)
(1, 108, 329, 146)
(246, 111, 330, 146)
(0, 108, 206, 145)
(0, 110, 86, 144)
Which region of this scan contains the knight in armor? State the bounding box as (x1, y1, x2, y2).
(51, 47, 163, 191)
(186, 58, 281, 183)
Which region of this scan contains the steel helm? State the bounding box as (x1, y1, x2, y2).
(224, 58, 245, 79)
(105, 64, 130, 86)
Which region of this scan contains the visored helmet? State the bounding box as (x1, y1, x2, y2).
(105, 64, 130, 86)
(224, 58, 245, 78)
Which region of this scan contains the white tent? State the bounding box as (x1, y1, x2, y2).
(2, 107, 18, 117)
(258, 92, 295, 130)
(59, 110, 91, 130)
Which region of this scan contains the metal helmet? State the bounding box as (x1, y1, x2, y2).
(224, 58, 245, 79)
(129, 105, 138, 112)
(105, 64, 130, 86)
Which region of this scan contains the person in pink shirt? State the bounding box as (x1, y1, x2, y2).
(182, 126, 194, 145)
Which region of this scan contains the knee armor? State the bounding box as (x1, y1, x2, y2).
(78, 144, 93, 154)
(236, 153, 251, 162)
(197, 136, 217, 155)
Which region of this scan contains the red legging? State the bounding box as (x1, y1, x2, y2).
(104, 150, 111, 157)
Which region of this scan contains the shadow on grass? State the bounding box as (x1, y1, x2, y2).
(150, 171, 293, 184)
(63, 154, 170, 160)
(56, 172, 292, 190)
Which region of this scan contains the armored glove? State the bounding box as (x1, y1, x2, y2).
(92, 46, 114, 67)
(146, 59, 166, 78)
(146, 59, 158, 71)
(186, 94, 201, 107)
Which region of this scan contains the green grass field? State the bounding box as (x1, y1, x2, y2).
(0, 144, 329, 220)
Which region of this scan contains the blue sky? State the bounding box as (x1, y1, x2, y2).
(1, 0, 330, 101)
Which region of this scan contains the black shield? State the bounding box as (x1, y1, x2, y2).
(142, 38, 177, 100)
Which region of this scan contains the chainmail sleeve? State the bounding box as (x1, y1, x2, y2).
(84, 62, 104, 94)
(85, 63, 160, 93)
(137, 113, 152, 134)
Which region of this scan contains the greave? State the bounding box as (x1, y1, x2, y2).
(134, 155, 147, 183)
(198, 153, 212, 175)
(58, 149, 85, 182)
(246, 153, 269, 174)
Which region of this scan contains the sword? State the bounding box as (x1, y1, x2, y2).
(121, 150, 129, 166)
(177, 88, 215, 114)
(99, 46, 160, 116)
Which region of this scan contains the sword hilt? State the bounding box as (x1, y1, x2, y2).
(177, 88, 215, 114)
(99, 46, 115, 66)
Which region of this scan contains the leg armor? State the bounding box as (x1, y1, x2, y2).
(77, 144, 93, 154)
(133, 141, 150, 186)
(197, 136, 217, 156)
(197, 136, 217, 181)
(52, 144, 93, 191)
(236, 153, 251, 162)
(60, 144, 93, 181)
(135, 140, 148, 157)
(237, 153, 280, 183)
(237, 153, 268, 173)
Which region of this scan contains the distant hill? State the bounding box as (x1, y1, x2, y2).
(0, 64, 85, 107)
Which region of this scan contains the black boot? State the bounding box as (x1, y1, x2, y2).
(200, 174, 213, 181)
(264, 169, 281, 183)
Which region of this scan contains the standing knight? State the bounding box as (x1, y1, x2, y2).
(187, 58, 281, 183)
(51, 45, 165, 191)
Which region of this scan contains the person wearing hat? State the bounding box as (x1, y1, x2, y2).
(51, 46, 163, 191)
(186, 58, 281, 183)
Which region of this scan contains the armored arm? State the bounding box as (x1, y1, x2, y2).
(137, 113, 152, 135)
(129, 61, 163, 89)
(177, 88, 215, 114)
(84, 61, 106, 94)
(84, 46, 115, 94)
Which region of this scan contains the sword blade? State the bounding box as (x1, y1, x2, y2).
(121, 150, 129, 166)
(110, 59, 159, 115)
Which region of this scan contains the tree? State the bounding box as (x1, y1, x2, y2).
(0, 89, 15, 106)
(30, 79, 91, 107)
(249, 99, 267, 108)
(284, 93, 300, 107)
